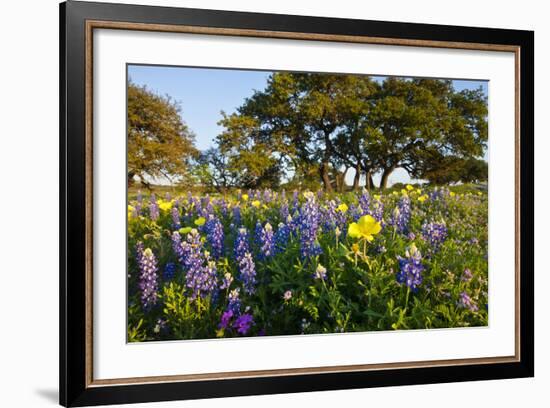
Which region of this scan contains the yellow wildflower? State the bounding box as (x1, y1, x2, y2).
(450, 191, 456, 198)
(401, 189, 408, 195)
(251, 200, 261, 208)
(374, 194, 381, 201)
(158, 199, 173, 212)
(418, 194, 428, 203)
(416, 189, 422, 195)
(348, 215, 382, 242)
(406, 184, 414, 191)
(337, 203, 348, 213)
(242, 194, 249, 201)
(194, 217, 206, 227)
(351, 243, 360, 254)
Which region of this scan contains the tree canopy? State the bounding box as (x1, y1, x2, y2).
(127, 82, 198, 187)
(215, 73, 488, 191)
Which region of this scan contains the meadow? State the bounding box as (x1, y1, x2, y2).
(127, 185, 488, 342)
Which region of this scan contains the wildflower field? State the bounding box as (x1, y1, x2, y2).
(127, 186, 488, 342)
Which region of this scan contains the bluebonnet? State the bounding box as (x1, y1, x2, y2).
(370, 198, 384, 223)
(136, 244, 159, 310)
(181, 229, 218, 300)
(232, 205, 241, 226)
(390, 196, 411, 234)
(462, 268, 473, 282)
(227, 288, 241, 315)
(258, 222, 275, 259)
(205, 216, 224, 259)
(458, 291, 479, 312)
(220, 272, 234, 290)
(292, 190, 299, 212)
(422, 221, 448, 250)
(275, 222, 290, 254)
(299, 192, 322, 258)
(163, 262, 177, 281)
(321, 200, 338, 232)
(234, 227, 250, 261)
(149, 194, 159, 221)
(238, 252, 257, 295)
(135, 190, 143, 216)
(280, 200, 290, 222)
(199, 195, 214, 218)
(171, 231, 186, 265)
(396, 244, 424, 292)
(358, 190, 371, 216)
(171, 206, 180, 229)
(314, 264, 327, 281)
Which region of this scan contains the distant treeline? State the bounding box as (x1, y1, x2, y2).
(128, 73, 488, 192)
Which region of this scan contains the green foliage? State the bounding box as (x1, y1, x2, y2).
(127, 81, 199, 186)
(127, 187, 488, 341)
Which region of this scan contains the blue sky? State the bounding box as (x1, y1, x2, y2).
(128, 64, 488, 186)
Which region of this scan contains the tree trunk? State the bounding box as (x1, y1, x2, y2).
(320, 162, 333, 193)
(127, 171, 136, 187)
(365, 170, 374, 191)
(338, 167, 349, 193)
(352, 163, 361, 191)
(379, 167, 395, 190)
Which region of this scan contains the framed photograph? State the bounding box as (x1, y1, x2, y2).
(60, 1, 534, 406)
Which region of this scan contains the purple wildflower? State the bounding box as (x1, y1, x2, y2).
(171, 206, 181, 229)
(163, 262, 176, 281)
(238, 252, 257, 295)
(275, 222, 290, 253)
(149, 194, 159, 221)
(458, 292, 479, 312)
(205, 216, 224, 259)
(219, 310, 234, 329)
(314, 264, 327, 281)
(227, 288, 241, 315)
(234, 227, 250, 261)
(396, 244, 424, 292)
(299, 192, 322, 258)
(259, 222, 275, 259)
(422, 221, 448, 250)
(462, 268, 473, 282)
(181, 229, 218, 300)
(358, 190, 371, 216)
(232, 205, 241, 226)
(137, 245, 159, 310)
(390, 196, 410, 234)
(233, 313, 254, 335)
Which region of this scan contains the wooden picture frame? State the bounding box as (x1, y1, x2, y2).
(60, 1, 534, 406)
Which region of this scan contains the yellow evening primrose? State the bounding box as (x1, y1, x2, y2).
(418, 194, 428, 203)
(416, 189, 422, 195)
(406, 184, 414, 191)
(194, 217, 206, 227)
(337, 203, 348, 213)
(450, 191, 456, 198)
(242, 194, 249, 201)
(179, 227, 192, 235)
(251, 200, 261, 208)
(158, 200, 173, 212)
(351, 243, 360, 254)
(373, 194, 381, 201)
(392, 191, 399, 196)
(401, 189, 408, 195)
(348, 215, 382, 241)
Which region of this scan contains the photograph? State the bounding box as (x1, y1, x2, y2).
(126, 65, 489, 342)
